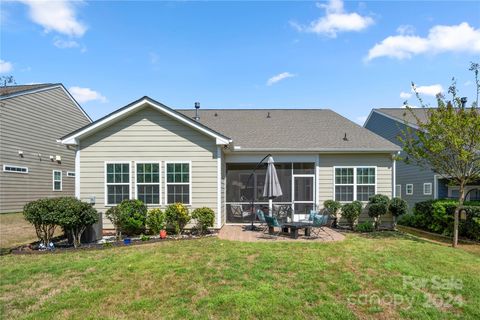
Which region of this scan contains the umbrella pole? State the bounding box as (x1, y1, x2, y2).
(269, 199, 273, 217)
(244, 154, 271, 231)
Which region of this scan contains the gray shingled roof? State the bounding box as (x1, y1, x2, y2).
(178, 109, 400, 151)
(374, 108, 432, 126)
(0, 83, 54, 97)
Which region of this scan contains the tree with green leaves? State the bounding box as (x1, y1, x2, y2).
(400, 62, 480, 247)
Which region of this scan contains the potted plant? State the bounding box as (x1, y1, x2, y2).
(323, 200, 341, 228)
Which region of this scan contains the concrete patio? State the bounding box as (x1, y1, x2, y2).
(218, 225, 345, 242)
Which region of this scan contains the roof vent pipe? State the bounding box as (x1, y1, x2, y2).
(194, 102, 200, 121)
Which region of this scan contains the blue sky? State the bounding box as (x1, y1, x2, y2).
(1, 1, 479, 124)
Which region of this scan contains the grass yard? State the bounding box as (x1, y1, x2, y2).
(0, 213, 41, 249)
(1, 232, 479, 320)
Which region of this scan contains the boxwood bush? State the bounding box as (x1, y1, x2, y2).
(116, 199, 148, 236)
(146, 208, 166, 234)
(341, 201, 363, 230)
(191, 207, 215, 234)
(23, 198, 60, 245)
(398, 199, 480, 241)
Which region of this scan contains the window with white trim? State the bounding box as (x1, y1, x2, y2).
(356, 167, 376, 201)
(67, 171, 75, 177)
(136, 162, 160, 205)
(334, 167, 376, 202)
(335, 168, 354, 201)
(166, 162, 190, 204)
(406, 184, 413, 195)
(423, 183, 432, 195)
(106, 163, 130, 205)
(3, 165, 28, 174)
(53, 170, 62, 191)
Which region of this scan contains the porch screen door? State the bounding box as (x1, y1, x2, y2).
(293, 176, 315, 221)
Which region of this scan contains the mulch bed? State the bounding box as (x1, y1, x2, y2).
(8, 232, 218, 255)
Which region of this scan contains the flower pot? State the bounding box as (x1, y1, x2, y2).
(123, 238, 131, 245)
(159, 230, 167, 239)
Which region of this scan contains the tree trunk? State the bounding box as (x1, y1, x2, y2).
(453, 182, 466, 248)
(392, 215, 397, 230)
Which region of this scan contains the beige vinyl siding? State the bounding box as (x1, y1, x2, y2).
(79, 105, 219, 229)
(318, 153, 394, 227)
(0, 87, 90, 213)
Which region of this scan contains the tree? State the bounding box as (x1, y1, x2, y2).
(388, 198, 408, 229)
(341, 201, 363, 230)
(399, 62, 480, 247)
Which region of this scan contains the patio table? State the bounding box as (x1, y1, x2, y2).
(274, 222, 312, 239)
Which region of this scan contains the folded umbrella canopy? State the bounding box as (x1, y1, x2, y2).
(263, 156, 283, 215)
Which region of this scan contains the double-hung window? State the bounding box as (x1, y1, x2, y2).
(334, 167, 376, 202)
(53, 170, 62, 191)
(334, 168, 354, 201)
(166, 162, 191, 204)
(423, 183, 432, 195)
(106, 163, 130, 205)
(356, 168, 376, 201)
(136, 162, 160, 205)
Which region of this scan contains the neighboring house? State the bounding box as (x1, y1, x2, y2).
(364, 108, 480, 209)
(0, 84, 92, 213)
(60, 96, 400, 230)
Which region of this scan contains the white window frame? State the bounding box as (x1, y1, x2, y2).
(406, 184, 414, 195)
(165, 160, 192, 205)
(3, 164, 28, 174)
(67, 171, 75, 177)
(396, 184, 402, 198)
(105, 161, 132, 206)
(423, 183, 432, 195)
(333, 166, 377, 203)
(135, 161, 161, 205)
(53, 170, 62, 191)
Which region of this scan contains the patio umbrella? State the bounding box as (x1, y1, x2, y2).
(263, 156, 283, 216)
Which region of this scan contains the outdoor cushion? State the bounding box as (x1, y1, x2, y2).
(308, 210, 317, 221)
(256, 209, 266, 222)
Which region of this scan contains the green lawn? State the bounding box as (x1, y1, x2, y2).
(1, 233, 479, 319)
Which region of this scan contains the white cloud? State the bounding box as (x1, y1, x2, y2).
(266, 72, 296, 86)
(0, 59, 13, 73)
(69, 86, 107, 103)
(292, 0, 374, 38)
(19, 0, 86, 37)
(53, 37, 79, 49)
(396, 24, 415, 35)
(413, 84, 443, 96)
(367, 22, 480, 61)
(355, 115, 368, 125)
(464, 80, 472, 86)
(400, 91, 412, 99)
(149, 52, 159, 64)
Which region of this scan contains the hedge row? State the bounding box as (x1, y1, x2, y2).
(398, 199, 480, 241)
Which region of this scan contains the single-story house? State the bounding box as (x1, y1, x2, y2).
(364, 108, 480, 209)
(60, 97, 401, 230)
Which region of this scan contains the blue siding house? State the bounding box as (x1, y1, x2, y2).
(364, 108, 479, 209)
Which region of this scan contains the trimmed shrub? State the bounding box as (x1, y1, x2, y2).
(146, 208, 166, 235)
(191, 207, 215, 234)
(341, 201, 363, 230)
(23, 198, 60, 245)
(165, 203, 190, 234)
(388, 197, 408, 229)
(356, 221, 374, 233)
(324, 200, 341, 216)
(105, 206, 122, 239)
(116, 199, 148, 236)
(367, 194, 390, 230)
(56, 197, 98, 248)
(398, 199, 480, 241)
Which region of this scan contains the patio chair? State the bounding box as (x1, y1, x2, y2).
(256, 209, 268, 231)
(300, 210, 318, 223)
(310, 214, 329, 238)
(264, 215, 282, 236)
(230, 204, 250, 221)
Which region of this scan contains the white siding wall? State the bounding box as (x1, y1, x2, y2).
(79, 106, 220, 229)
